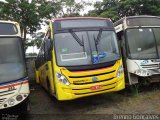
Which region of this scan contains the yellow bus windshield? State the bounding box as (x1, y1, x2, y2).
(54, 30, 120, 66)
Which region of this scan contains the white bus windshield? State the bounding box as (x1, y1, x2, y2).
(153, 28, 160, 57)
(0, 38, 26, 83)
(55, 31, 120, 66)
(127, 17, 160, 26)
(0, 23, 18, 35)
(126, 28, 160, 59)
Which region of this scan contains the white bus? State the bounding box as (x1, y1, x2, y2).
(0, 20, 29, 111)
(114, 15, 160, 85)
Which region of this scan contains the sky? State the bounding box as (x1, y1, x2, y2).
(0, 0, 8, 3)
(26, 0, 102, 54)
(77, 0, 103, 15)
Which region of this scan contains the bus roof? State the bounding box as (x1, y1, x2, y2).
(0, 20, 18, 24)
(114, 15, 160, 27)
(0, 20, 21, 37)
(51, 17, 111, 22)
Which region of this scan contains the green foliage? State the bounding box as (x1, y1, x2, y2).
(87, 0, 160, 22)
(86, 0, 120, 21)
(0, 0, 59, 41)
(33, 38, 43, 49)
(119, 0, 160, 17)
(59, 0, 86, 17)
(25, 32, 44, 51)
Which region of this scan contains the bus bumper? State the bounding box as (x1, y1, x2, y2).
(56, 75, 125, 100)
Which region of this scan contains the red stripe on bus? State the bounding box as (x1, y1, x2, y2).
(53, 17, 111, 21)
(0, 81, 28, 89)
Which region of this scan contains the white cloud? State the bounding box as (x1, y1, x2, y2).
(76, 0, 103, 15)
(75, 0, 102, 3)
(0, 0, 8, 3)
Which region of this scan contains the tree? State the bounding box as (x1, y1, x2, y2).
(59, 0, 86, 17)
(25, 32, 44, 51)
(87, 0, 160, 22)
(99, 0, 120, 21)
(0, 0, 60, 42)
(87, 0, 120, 21)
(119, 0, 160, 17)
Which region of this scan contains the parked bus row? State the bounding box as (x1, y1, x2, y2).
(0, 15, 160, 110)
(35, 15, 160, 101)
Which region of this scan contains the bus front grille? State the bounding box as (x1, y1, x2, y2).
(73, 77, 115, 85)
(0, 89, 16, 105)
(140, 64, 159, 69)
(0, 89, 16, 98)
(69, 70, 115, 85)
(0, 98, 7, 105)
(69, 70, 115, 78)
(0, 92, 15, 97)
(72, 81, 117, 95)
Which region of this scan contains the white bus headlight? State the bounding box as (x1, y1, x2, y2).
(8, 98, 15, 105)
(116, 65, 124, 78)
(56, 73, 70, 85)
(16, 95, 23, 101)
(134, 69, 150, 76)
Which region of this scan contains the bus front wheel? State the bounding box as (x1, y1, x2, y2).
(18, 97, 30, 114)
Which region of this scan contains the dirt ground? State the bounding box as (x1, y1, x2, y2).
(0, 83, 160, 120)
(25, 83, 160, 120)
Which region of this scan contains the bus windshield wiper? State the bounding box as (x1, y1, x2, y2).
(69, 29, 84, 46)
(93, 35, 98, 53)
(95, 28, 102, 45)
(93, 34, 107, 59)
(69, 29, 85, 54)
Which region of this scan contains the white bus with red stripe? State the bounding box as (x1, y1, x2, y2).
(0, 20, 29, 110)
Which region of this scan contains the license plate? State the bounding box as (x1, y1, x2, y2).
(90, 85, 103, 90)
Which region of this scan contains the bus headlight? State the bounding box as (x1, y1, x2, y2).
(16, 95, 23, 101)
(116, 65, 124, 78)
(56, 73, 70, 85)
(134, 69, 150, 76)
(8, 98, 15, 106)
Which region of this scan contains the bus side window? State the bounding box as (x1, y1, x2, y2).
(47, 30, 51, 50)
(44, 29, 52, 61)
(40, 43, 45, 65)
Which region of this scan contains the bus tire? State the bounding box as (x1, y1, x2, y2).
(39, 77, 41, 84)
(47, 78, 51, 94)
(15, 97, 30, 114)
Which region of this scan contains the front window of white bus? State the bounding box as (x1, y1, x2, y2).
(126, 27, 160, 59)
(0, 23, 26, 84)
(125, 17, 160, 59)
(153, 28, 160, 56)
(126, 28, 158, 59)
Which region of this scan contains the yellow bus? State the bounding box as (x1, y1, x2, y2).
(0, 20, 29, 111)
(35, 17, 125, 100)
